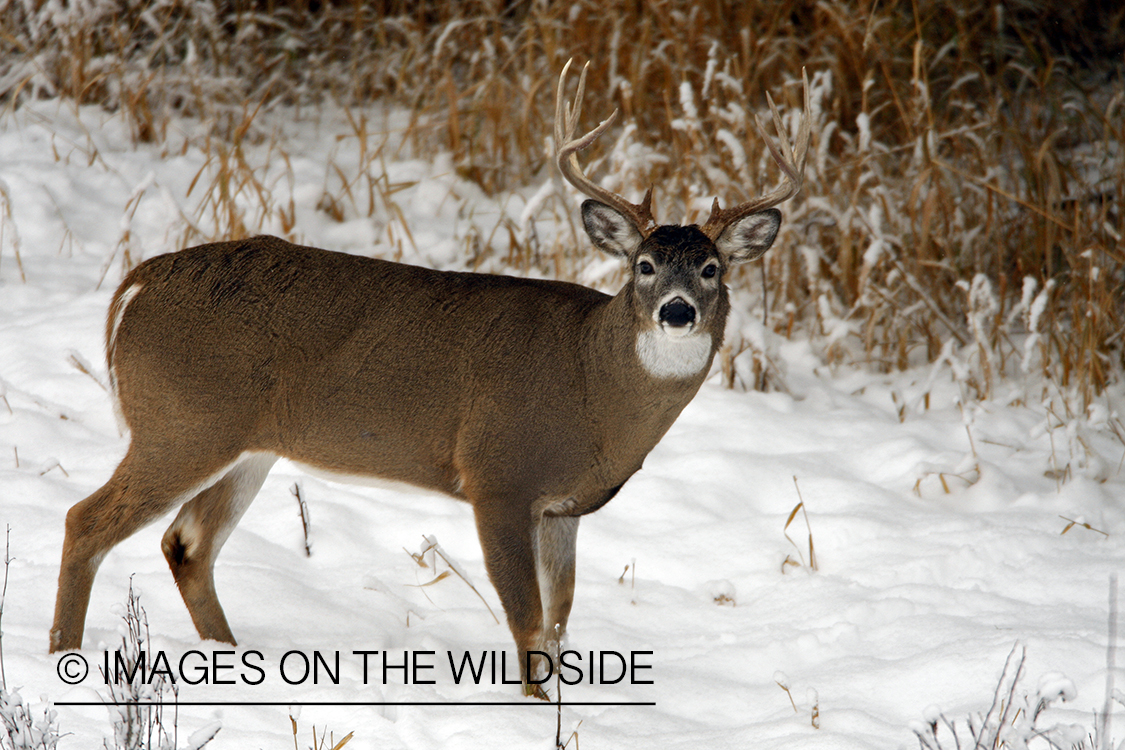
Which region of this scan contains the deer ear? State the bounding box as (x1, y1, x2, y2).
(715, 208, 781, 264)
(581, 200, 644, 258)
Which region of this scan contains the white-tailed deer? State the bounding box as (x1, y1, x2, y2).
(51, 62, 809, 694)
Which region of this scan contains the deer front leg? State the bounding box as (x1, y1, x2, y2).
(535, 514, 579, 656)
(471, 500, 549, 698)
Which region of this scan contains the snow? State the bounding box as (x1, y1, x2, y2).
(2, 100, 1125, 749)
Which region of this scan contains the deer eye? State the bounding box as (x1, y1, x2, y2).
(701, 264, 718, 279)
(637, 260, 655, 275)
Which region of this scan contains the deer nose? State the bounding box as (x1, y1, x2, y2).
(659, 297, 696, 328)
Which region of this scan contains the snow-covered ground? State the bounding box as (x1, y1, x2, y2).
(2, 100, 1124, 749)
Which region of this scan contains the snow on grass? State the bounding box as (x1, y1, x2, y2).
(1, 102, 1124, 749)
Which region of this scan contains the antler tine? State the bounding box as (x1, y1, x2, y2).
(555, 59, 657, 237)
(700, 68, 811, 241)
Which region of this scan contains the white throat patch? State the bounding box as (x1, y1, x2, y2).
(635, 329, 713, 379)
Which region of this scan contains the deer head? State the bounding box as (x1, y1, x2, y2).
(555, 60, 809, 378)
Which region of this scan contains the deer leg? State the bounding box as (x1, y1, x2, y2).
(535, 514, 579, 655)
(471, 501, 547, 697)
(161, 453, 275, 645)
(51, 447, 240, 652)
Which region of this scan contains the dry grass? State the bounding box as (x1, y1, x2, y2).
(288, 709, 353, 750)
(782, 477, 818, 573)
(1, 0, 1123, 409)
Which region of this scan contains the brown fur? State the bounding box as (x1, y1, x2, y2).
(52, 64, 808, 696)
(51, 224, 780, 692)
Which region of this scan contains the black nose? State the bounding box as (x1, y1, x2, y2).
(659, 297, 696, 327)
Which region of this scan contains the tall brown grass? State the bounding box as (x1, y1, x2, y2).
(1, 0, 1122, 408)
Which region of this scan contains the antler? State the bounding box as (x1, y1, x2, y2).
(699, 68, 811, 241)
(555, 59, 657, 237)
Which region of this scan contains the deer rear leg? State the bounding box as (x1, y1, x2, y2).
(51, 449, 234, 653)
(471, 501, 548, 697)
(161, 453, 275, 645)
